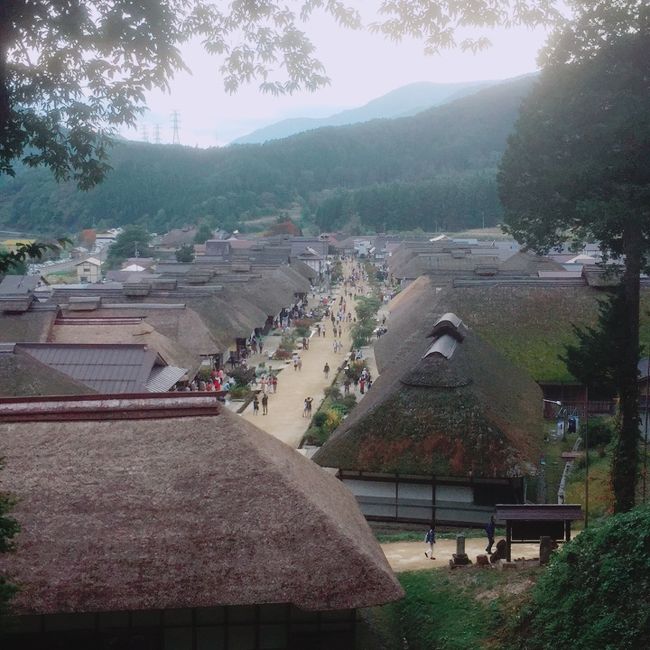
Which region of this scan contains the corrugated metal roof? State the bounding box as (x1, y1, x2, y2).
(145, 366, 187, 392)
(18, 344, 158, 393)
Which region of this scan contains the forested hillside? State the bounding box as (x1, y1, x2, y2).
(0, 76, 535, 235)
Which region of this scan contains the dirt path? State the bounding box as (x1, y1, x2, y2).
(381, 539, 541, 572)
(240, 260, 373, 448)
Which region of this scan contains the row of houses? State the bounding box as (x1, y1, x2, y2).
(0, 262, 314, 394)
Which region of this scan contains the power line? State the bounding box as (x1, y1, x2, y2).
(171, 111, 181, 145)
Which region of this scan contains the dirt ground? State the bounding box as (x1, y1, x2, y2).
(381, 539, 541, 572)
(240, 260, 375, 448)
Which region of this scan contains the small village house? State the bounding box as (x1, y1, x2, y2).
(74, 257, 102, 283)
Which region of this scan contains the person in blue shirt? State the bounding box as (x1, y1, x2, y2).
(424, 526, 436, 560)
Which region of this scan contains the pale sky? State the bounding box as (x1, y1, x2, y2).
(121, 14, 552, 147)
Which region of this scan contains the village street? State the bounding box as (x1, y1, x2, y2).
(239, 259, 378, 448)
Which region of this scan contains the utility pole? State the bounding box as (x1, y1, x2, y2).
(171, 111, 181, 145)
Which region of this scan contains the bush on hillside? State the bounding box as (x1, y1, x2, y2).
(513, 505, 650, 649)
(586, 416, 616, 447)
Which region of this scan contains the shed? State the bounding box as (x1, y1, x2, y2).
(495, 504, 584, 560)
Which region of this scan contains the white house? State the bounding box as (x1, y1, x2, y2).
(75, 257, 102, 283)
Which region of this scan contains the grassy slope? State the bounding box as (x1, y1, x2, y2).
(359, 568, 541, 650)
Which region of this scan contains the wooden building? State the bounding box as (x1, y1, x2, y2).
(0, 394, 403, 649)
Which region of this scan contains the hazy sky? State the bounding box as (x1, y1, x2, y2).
(121, 15, 551, 147)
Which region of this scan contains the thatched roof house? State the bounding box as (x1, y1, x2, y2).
(314, 280, 544, 525)
(0, 394, 402, 646)
(315, 316, 543, 479)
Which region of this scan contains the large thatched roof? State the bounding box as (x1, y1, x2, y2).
(314, 280, 544, 478)
(0, 395, 403, 614)
(54, 305, 218, 376)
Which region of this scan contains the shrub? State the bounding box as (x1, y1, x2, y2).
(586, 417, 616, 447)
(325, 408, 342, 431)
(294, 325, 310, 338)
(278, 333, 296, 352)
(323, 386, 342, 400)
(229, 367, 255, 387)
(303, 426, 329, 446)
(341, 395, 357, 410)
(229, 386, 251, 400)
(312, 411, 327, 428)
(513, 505, 650, 650)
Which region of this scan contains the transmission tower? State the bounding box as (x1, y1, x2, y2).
(153, 124, 161, 145)
(140, 124, 149, 143)
(171, 111, 181, 145)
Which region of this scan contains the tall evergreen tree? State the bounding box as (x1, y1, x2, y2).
(499, 24, 650, 511)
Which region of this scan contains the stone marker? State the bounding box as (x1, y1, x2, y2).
(450, 534, 472, 567)
(476, 554, 490, 567)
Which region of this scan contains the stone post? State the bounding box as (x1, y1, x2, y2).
(450, 533, 471, 567)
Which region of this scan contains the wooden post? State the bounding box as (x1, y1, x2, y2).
(506, 522, 512, 561)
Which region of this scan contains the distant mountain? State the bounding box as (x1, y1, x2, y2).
(231, 80, 498, 144)
(0, 75, 536, 235)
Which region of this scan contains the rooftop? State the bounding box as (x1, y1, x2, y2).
(0, 394, 403, 614)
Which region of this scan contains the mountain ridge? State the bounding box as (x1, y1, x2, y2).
(231, 80, 500, 144)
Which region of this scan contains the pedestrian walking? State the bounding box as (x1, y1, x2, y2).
(253, 396, 260, 416)
(272, 375, 278, 393)
(297, 358, 302, 371)
(485, 515, 496, 554)
(323, 363, 330, 379)
(359, 377, 365, 394)
(425, 526, 436, 559)
(343, 378, 351, 395)
(338, 326, 342, 338)
(261, 393, 268, 415)
(260, 376, 267, 394)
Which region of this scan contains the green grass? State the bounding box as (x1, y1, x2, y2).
(362, 568, 541, 650)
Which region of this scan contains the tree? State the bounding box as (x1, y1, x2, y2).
(562, 287, 627, 397)
(1, 1, 566, 190)
(175, 244, 195, 263)
(194, 223, 214, 245)
(0, 239, 69, 275)
(105, 225, 152, 269)
(498, 29, 650, 511)
(0, 461, 19, 622)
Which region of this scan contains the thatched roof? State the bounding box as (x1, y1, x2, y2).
(0, 347, 96, 397)
(55, 305, 219, 375)
(0, 306, 57, 343)
(0, 395, 403, 614)
(314, 284, 544, 478)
